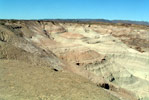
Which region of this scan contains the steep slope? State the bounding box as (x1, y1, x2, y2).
(0, 22, 63, 70)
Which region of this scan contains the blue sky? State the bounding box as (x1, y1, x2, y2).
(0, 0, 148, 21)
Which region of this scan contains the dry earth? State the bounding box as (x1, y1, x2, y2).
(0, 20, 149, 100)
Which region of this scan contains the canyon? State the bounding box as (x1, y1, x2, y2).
(0, 20, 149, 100)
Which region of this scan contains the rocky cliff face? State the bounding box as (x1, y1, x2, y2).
(0, 20, 149, 100)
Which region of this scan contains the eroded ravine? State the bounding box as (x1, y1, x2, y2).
(0, 20, 149, 100)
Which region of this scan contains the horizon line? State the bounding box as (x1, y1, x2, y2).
(0, 18, 149, 23)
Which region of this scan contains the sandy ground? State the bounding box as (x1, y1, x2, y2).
(0, 60, 119, 100)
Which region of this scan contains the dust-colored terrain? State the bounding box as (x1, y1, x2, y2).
(0, 20, 149, 100)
